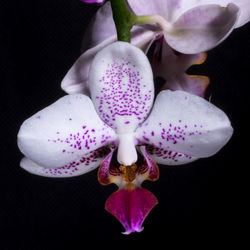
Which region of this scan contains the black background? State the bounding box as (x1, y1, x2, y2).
(1, 0, 249, 249)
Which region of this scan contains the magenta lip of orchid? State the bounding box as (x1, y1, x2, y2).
(98, 146, 159, 234)
(17, 41, 233, 234)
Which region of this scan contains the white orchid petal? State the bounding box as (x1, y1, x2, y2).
(81, 2, 116, 52)
(164, 4, 239, 54)
(89, 41, 154, 134)
(18, 94, 117, 169)
(20, 146, 110, 177)
(136, 90, 233, 159)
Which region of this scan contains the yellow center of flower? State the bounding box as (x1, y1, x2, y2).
(119, 165, 137, 183)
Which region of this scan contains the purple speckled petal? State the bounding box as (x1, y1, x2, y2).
(144, 145, 198, 166)
(62, 28, 156, 96)
(20, 146, 110, 177)
(88, 42, 154, 166)
(89, 41, 154, 134)
(164, 4, 239, 54)
(18, 94, 117, 170)
(135, 90, 233, 161)
(150, 38, 209, 97)
(105, 187, 158, 235)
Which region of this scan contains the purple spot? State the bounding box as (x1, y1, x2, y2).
(95, 59, 153, 130)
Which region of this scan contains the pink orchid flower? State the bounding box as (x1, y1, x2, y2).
(62, 0, 249, 97)
(127, 0, 250, 53)
(18, 42, 233, 234)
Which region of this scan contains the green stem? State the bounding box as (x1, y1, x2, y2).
(109, 0, 171, 43)
(110, 0, 135, 42)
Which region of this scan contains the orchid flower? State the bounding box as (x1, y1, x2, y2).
(82, 0, 249, 53)
(18, 42, 233, 234)
(61, 0, 250, 96)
